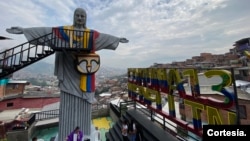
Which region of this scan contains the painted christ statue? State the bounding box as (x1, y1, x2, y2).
(6, 8, 129, 140)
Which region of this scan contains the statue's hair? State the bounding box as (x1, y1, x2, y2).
(73, 8, 87, 28)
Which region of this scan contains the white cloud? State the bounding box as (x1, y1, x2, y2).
(0, 0, 250, 69)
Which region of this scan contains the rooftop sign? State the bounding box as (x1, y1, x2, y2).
(127, 68, 237, 138)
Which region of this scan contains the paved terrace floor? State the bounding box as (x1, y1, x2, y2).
(32, 117, 113, 141)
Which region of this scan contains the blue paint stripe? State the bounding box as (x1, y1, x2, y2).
(86, 75, 91, 92)
(152, 78, 158, 86)
(177, 84, 185, 91)
(194, 84, 200, 94)
(169, 110, 176, 117)
(59, 26, 70, 41)
(156, 104, 162, 110)
(193, 118, 202, 129)
(159, 80, 168, 87)
(221, 88, 234, 102)
(139, 95, 143, 100)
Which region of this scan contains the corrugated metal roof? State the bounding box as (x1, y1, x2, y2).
(41, 102, 60, 111)
(0, 109, 23, 122)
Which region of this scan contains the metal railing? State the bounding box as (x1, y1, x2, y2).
(112, 100, 200, 141)
(109, 102, 121, 118)
(0, 33, 54, 76)
(35, 109, 59, 121)
(0, 28, 95, 78)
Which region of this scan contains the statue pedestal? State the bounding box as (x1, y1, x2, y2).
(58, 92, 93, 141)
(54, 124, 98, 141)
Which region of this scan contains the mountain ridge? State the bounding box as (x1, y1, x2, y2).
(13, 61, 126, 79)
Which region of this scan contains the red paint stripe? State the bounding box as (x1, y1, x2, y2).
(52, 28, 63, 39)
(91, 30, 99, 53)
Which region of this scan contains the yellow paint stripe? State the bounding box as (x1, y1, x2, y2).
(80, 75, 87, 92)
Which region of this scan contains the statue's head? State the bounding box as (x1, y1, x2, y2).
(73, 8, 87, 28)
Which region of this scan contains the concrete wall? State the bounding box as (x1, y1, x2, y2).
(6, 130, 28, 141)
(92, 107, 109, 119)
(6, 120, 37, 141)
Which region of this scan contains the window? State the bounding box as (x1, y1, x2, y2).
(7, 102, 13, 107)
(238, 105, 247, 119)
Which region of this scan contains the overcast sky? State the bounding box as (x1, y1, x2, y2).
(0, 0, 250, 69)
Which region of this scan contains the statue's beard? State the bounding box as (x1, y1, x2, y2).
(74, 23, 86, 29)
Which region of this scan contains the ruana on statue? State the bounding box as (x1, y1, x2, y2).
(6, 7, 129, 141)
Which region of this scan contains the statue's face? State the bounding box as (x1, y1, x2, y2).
(74, 9, 86, 26)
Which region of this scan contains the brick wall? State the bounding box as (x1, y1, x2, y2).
(0, 86, 4, 99)
(5, 84, 25, 96)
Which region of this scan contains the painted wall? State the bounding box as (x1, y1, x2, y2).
(0, 97, 60, 111)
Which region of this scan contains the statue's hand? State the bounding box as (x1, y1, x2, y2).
(6, 26, 24, 34)
(119, 38, 129, 43)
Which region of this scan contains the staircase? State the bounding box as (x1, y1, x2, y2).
(0, 33, 55, 78)
(0, 28, 93, 78)
(106, 109, 180, 141)
(106, 101, 181, 141)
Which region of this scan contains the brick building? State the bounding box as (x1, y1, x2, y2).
(3, 80, 29, 97)
(0, 79, 60, 116)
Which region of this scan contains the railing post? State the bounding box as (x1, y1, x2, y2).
(119, 103, 122, 117)
(230, 67, 241, 125)
(163, 117, 166, 129)
(150, 110, 154, 121)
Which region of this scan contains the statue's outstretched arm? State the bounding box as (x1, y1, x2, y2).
(119, 38, 129, 43)
(6, 27, 24, 34)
